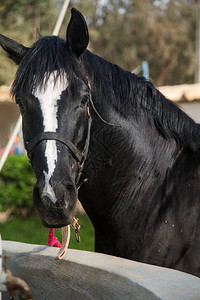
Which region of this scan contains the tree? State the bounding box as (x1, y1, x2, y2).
(69, 0, 197, 85)
(0, 0, 197, 86)
(0, 0, 57, 85)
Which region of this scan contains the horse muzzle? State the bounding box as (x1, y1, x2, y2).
(33, 179, 77, 228)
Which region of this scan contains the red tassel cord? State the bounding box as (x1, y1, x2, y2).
(48, 228, 61, 248)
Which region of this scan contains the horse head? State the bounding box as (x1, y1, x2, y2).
(0, 9, 91, 228)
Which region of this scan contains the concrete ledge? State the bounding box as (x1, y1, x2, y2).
(2, 241, 200, 300)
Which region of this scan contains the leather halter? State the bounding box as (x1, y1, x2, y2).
(25, 131, 83, 162)
(25, 105, 92, 187)
(24, 87, 121, 188)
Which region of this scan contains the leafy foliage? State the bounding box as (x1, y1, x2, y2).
(0, 0, 57, 85)
(71, 0, 197, 85)
(0, 154, 36, 214)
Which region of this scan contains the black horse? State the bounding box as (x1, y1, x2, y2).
(0, 8, 200, 277)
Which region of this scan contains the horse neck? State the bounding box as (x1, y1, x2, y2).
(83, 95, 179, 229)
(81, 115, 181, 245)
(81, 51, 200, 231)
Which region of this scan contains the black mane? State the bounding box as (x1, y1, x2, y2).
(83, 51, 200, 151)
(11, 35, 200, 151)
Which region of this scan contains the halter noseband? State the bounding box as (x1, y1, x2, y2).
(25, 131, 83, 162)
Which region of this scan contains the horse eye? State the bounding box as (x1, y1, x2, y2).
(80, 95, 89, 108)
(16, 99, 25, 113)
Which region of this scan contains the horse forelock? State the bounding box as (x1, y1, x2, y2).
(11, 36, 88, 99)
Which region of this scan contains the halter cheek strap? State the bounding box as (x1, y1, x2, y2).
(76, 115, 92, 186)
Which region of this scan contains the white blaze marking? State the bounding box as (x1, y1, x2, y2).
(33, 71, 68, 203)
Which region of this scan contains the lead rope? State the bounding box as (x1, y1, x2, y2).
(48, 217, 81, 259)
(87, 80, 122, 129)
(88, 96, 122, 129)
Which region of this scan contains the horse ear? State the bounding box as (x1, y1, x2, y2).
(0, 34, 29, 64)
(66, 8, 89, 57)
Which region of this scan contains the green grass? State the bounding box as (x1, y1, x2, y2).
(0, 213, 95, 252)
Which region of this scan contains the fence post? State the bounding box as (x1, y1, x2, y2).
(142, 61, 149, 80)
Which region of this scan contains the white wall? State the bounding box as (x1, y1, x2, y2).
(178, 101, 200, 124)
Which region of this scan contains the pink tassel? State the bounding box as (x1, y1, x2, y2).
(48, 228, 61, 248)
